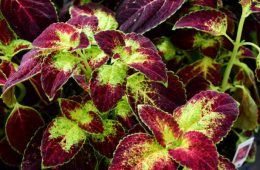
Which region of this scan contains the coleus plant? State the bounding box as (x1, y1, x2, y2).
(0, 0, 259, 169)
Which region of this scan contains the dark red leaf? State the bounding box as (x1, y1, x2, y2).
(186, 76, 210, 99)
(29, 74, 50, 104)
(21, 127, 44, 170)
(0, 0, 58, 41)
(116, 0, 185, 33)
(174, 10, 228, 36)
(190, 0, 217, 8)
(168, 131, 218, 170)
(171, 29, 197, 50)
(5, 105, 44, 153)
(0, 61, 15, 86)
(67, 15, 98, 31)
(54, 143, 97, 170)
(3, 49, 44, 94)
(177, 57, 222, 85)
(94, 30, 125, 56)
(0, 19, 15, 45)
(0, 137, 22, 166)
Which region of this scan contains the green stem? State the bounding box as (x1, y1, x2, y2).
(76, 50, 92, 77)
(241, 42, 260, 54)
(221, 8, 247, 91)
(223, 33, 235, 44)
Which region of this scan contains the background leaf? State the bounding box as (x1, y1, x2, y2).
(116, 0, 185, 33)
(0, 0, 58, 41)
(174, 10, 228, 36)
(5, 105, 44, 153)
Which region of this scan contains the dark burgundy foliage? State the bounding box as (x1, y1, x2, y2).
(0, 138, 22, 166)
(90, 70, 126, 112)
(5, 106, 44, 153)
(0, 19, 15, 45)
(0, 0, 58, 41)
(116, 0, 185, 33)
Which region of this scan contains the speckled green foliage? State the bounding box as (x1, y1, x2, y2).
(114, 96, 132, 119)
(55, 30, 79, 49)
(127, 73, 147, 96)
(173, 91, 239, 143)
(0, 39, 32, 60)
(155, 37, 176, 61)
(53, 52, 79, 72)
(91, 119, 119, 142)
(49, 117, 86, 152)
(175, 99, 224, 133)
(69, 102, 97, 124)
(95, 10, 118, 31)
(98, 62, 128, 86)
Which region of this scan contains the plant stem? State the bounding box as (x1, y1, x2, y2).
(241, 42, 260, 54)
(221, 8, 247, 91)
(223, 33, 234, 44)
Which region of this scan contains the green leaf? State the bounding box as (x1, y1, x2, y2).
(232, 85, 258, 130)
(0, 39, 31, 60)
(97, 61, 128, 86)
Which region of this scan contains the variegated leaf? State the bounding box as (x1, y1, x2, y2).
(90, 119, 125, 158)
(168, 131, 218, 170)
(109, 133, 176, 170)
(41, 117, 86, 167)
(70, 3, 118, 31)
(33, 23, 89, 50)
(59, 98, 104, 133)
(127, 72, 186, 113)
(41, 52, 79, 100)
(218, 155, 236, 170)
(173, 10, 228, 36)
(90, 62, 127, 112)
(138, 105, 182, 147)
(173, 90, 239, 143)
(177, 57, 222, 85)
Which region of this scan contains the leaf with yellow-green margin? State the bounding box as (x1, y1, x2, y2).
(173, 90, 239, 143)
(41, 117, 86, 168)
